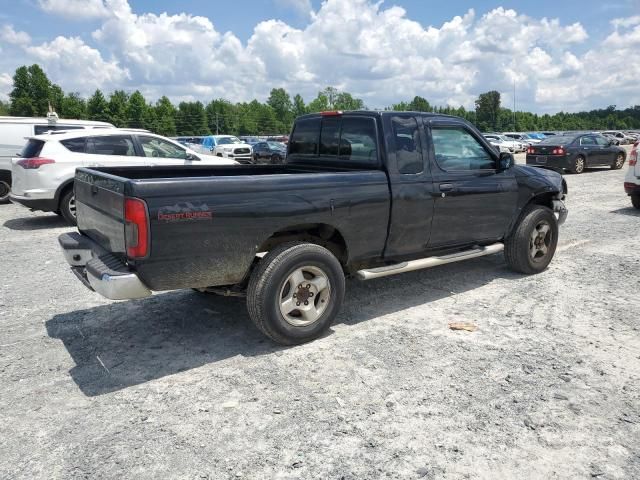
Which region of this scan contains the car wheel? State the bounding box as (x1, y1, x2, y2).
(247, 242, 345, 345)
(0, 179, 10, 203)
(59, 188, 77, 226)
(632, 195, 640, 210)
(571, 155, 586, 174)
(505, 204, 559, 274)
(611, 153, 625, 170)
(271, 154, 281, 164)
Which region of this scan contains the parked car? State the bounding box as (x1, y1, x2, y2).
(253, 141, 287, 164)
(526, 133, 626, 174)
(483, 134, 525, 153)
(239, 136, 262, 145)
(483, 135, 511, 153)
(624, 141, 640, 209)
(602, 133, 621, 145)
(603, 131, 632, 145)
(503, 132, 542, 146)
(10, 129, 236, 225)
(59, 110, 568, 345)
(197, 135, 253, 164)
(0, 113, 113, 203)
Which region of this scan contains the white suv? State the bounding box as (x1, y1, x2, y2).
(624, 141, 640, 209)
(196, 135, 253, 164)
(9, 129, 236, 224)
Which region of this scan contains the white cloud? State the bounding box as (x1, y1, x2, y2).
(0, 0, 638, 112)
(38, 0, 111, 19)
(0, 25, 31, 46)
(276, 0, 313, 17)
(0, 73, 12, 100)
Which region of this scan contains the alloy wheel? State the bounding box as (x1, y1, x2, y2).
(279, 265, 331, 327)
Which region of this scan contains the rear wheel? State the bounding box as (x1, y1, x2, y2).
(271, 154, 281, 164)
(611, 153, 625, 170)
(247, 242, 345, 345)
(571, 156, 586, 174)
(632, 195, 640, 210)
(0, 179, 10, 204)
(505, 205, 559, 274)
(59, 189, 77, 226)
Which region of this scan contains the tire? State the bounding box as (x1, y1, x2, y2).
(59, 189, 77, 226)
(571, 155, 586, 174)
(271, 154, 280, 164)
(0, 179, 10, 204)
(611, 153, 625, 170)
(632, 195, 640, 210)
(246, 242, 345, 345)
(505, 205, 559, 275)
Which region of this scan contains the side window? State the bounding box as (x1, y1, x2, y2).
(392, 116, 423, 174)
(86, 135, 136, 156)
(319, 118, 340, 156)
(34, 125, 84, 134)
(580, 136, 595, 146)
(432, 127, 496, 171)
(138, 136, 187, 159)
(289, 118, 320, 156)
(338, 117, 378, 166)
(60, 137, 86, 153)
(595, 136, 609, 146)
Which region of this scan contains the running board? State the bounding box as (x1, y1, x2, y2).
(356, 243, 505, 280)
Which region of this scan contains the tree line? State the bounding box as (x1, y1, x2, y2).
(3, 64, 640, 136)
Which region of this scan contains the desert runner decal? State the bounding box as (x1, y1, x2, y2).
(158, 202, 214, 222)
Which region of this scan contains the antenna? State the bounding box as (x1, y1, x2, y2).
(513, 80, 516, 131)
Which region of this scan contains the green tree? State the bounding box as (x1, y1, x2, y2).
(334, 92, 365, 111)
(9, 66, 34, 116)
(60, 92, 87, 119)
(49, 84, 64, 114)
(108, 90, 129, 127)
(175, 101, 209, 135)
(27, 64, 53, 116)
(475, 90, 501, 131)
(0, 100, 9, 115)
(267, 87, 293, 130)
(126, 90, 148, 129)
(292, 94, 307, 119)
(153, 96, 177, 136)
(87, 89, 110, 122)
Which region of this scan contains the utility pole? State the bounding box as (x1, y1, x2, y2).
(215, 112, 219, 135)
(513, 80, 516, 131)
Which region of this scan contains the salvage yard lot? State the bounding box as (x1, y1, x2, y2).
(1, 154, 639, 479)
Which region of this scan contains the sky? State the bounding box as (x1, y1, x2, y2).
(0, 0, 639, 113)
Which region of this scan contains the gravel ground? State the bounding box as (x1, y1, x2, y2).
(1, 153, 639, 479)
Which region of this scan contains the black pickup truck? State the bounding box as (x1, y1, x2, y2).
(59, 111, 568, 345)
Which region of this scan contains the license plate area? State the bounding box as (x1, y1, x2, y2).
(535, 156, 548, 164)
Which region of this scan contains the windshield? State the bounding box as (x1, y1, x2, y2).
(268, 141, 286, 150)
(217, 136, 242, 145)
(539, 135, 576, 145)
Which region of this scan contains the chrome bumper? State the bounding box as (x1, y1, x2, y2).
(59, 232, 151, 300)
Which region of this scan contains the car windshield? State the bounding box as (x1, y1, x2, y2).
(268, 142, 286, 150)
(539, 135, 576, 145)
(217, 136, 242, 145)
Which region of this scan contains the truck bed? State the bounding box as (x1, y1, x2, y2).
(74, 164, 391, 291)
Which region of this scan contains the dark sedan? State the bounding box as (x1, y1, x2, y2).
(252, 141, 287, 164)
(526, 133, 626, 174)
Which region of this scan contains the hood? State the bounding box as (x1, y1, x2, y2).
(513, 164, 566, 195)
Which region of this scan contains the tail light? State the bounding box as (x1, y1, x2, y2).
(16, 158, 55, 169)
(551, 147, 565, 155)
(124, 197, 149, 258)
(527, 147, 534, 154)
(320, 111, 343, 116)
(630, 143, 638, 166)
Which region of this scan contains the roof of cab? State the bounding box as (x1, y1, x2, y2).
(28, 128, 151, 141)
(295, 110, 460, 121)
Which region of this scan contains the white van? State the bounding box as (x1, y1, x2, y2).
(0, 114, 114, 202)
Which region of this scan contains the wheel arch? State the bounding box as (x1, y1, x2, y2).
(256, 223, 349, 266)
(54, 178, 74, 207)
(0, 169, 11, 185)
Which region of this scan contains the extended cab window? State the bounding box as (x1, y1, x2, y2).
(432, 127, 495, 171)
(86, 135, 136, 156)
(139, 136, 187, 159)
(392, 116, 423, 174)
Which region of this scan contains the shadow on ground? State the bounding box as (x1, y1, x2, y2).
(3, 215, 69, 231)
(47, 255, 522, 396)
(610, 206, 640, 217)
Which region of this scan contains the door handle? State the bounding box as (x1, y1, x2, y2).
(439, 183, 454, 192)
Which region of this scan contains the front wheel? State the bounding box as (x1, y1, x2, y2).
(247, 242, 345, 345)
(632, 195, 640, 210)
(611, 153, 625, 170)
(59, 189, 77, 226)
(505, 205, 559, 274)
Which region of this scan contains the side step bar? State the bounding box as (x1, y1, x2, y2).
(356, 243, 505, 281)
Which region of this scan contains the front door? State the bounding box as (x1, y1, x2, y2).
(427, 123, 518, 248)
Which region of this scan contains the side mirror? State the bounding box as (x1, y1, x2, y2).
(499, 152, 514, 170)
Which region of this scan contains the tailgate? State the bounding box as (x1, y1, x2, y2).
(75, 169, 127, 254)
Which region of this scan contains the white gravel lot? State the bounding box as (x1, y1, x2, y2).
(0, 151, 639, 479)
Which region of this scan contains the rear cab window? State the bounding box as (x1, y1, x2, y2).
(288, 116, 379, 168)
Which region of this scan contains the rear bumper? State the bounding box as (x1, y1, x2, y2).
(624, 182, 640, 195)
(59, 232, 151, 300)
(10, 193, 58, 212)
(526, 155, 573, 171)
